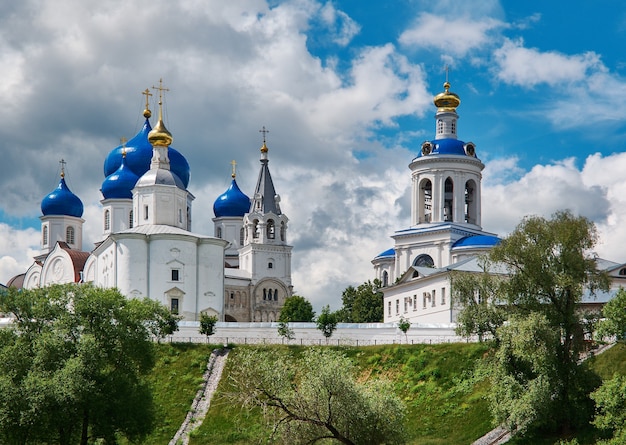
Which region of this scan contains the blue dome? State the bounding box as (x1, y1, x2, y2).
(103, 119, 191, 188)
(41, 177, 84, 218)
(419, 138, 469, 157)
(452, 235, 501, 249)
(101, 155, 140, 199)
(213, 179, 251, 217)
(375, 248, 395, 259)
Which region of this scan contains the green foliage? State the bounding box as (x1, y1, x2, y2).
(398, 316, 411, 342)
(597, 288, 626, 341)
(278, 295, 315, 322)
(337, 279, 384, 323)
(469, 211, 610, 436)
(227, 347, 406, 445)
(591, 374, 626, 443)
(316, 305, 338, 339)
(450, 258, 507, 343)
(0, 284, 174, 445)
(199, 313, 218, 339)
(277, 321, 295, 340)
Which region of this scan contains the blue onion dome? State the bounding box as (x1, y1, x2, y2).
(103, 118, 191, 188)
(213, 178, 251, 217)
(101, 152, 140, 199)
(452, 235, 501, 250)
(41, 174, 84, 217)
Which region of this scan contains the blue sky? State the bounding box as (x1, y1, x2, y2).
(1, 0, 626, 310)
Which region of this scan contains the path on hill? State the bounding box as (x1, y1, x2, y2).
(169, 347, 230, 445)
(471, 342, 616, 445)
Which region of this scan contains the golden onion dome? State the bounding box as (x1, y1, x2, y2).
(260, 142, 268, 153)
(433, 81, 460, 112)
(148, 118, 173, 147)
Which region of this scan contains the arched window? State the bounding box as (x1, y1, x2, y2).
(253, 219, 259, 238)
(444, 177, 454, 222)
(413, 254, 434, 268)
(268, 262, 273, 269)
(263, 288, 267, 300)
(144, 205, 149, 220)
(382, 271, 389, 287)
(217, 227, 222, 238)
(267, 219, 275, 239)
(420, 179, 432, 223)
(43, 226, 48, 245)
(66, 226, 75, 245)
(129, 210, 134, 228)
(464, 180, 477, 225)
(240, 228, 245, 246)
(104, 209, 110, 231)
(280, 221, 286, 241)
(274, 289, 278, 301)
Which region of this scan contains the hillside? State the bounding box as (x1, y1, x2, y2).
(129, 342, 626, 445)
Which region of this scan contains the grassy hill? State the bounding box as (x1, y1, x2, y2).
(134, 342, 626, 445)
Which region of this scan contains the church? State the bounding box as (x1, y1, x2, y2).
(373, 81, 626, 324)
(7, 83, 293, 322)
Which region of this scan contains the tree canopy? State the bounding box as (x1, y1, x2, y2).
(316, 305, 338, 340)
(337, 279, 383, 323)
(278, 295, 315, 322)
(455, 211, 610, 435)
(228, 347, 406, 445)
(0, 283, 178, 445)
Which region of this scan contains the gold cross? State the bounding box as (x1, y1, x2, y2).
(59, 159, 66, 178)
(142, 88, 152, 109)
(152, 79, 169, 120)
(231, 160, 237, 178)
(120, 136, 128, 157)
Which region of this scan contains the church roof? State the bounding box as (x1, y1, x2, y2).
(251, 141, 281, 215)
(41, 176, 84, 218)
(374, 248, 395, 259)
(101, 154, 140, 199)
(213, 178, 251, 218)
(451, 235, 501, 250)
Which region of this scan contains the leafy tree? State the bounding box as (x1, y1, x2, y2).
(199, 313, 218, 341)
(277, 321, 295, 340)
(316, 305, 338, 341)
(337, 279, 383, 323)
(597, 288, 626, 341)
(278, 295, 315, 322)
(228, 347, 406, 445)
(479, 211, 610, 434)
(398, 316, 411, 343)
(451, 257, 507, 343)
(591, 374, 626, 444)
(0, 283, 176, 445)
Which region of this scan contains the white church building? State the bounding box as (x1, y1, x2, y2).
(374, 81, 626, 324)
(8, 85, 292, 322)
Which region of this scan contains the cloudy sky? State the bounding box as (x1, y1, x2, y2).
(2, 0, 626, 311)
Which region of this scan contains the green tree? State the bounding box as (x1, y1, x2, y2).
(316, 305, 338, 341)
(597, 288, 626, 341)
(199, 313, 218, 341)
(480, 210, 610, 434)
(0, 283, 176, 445)
(591, 374, 626, 445)
(278, 295, 315, 322)
(337, 279, 383, 323)
(398, 316, 411, 343)
(229, 347, 406, 445)
(277, 321, 295, 340)
(451, 257, 507, 343)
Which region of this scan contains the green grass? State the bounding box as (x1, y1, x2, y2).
(190, 343, 493, 445)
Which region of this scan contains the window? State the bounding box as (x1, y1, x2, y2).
(253, 220, 259, 238)
(441, 287, 446, 305)
(274, 289, 278, 301)
(129, 210, 134, 228)
(171, 269, 180, 281)
(423, 293, 427, 309)
(413, 295, 417, 311)
(240, 227, 245, 246)
(170, 298, 179, 314)
(268, 262, 273, 269)
(280, 222, 286, 241)
(437, 119, 444, 134)
(382, 271, 389, 287)
(395, 299, 399, 315)
(43, 226, 48, 245)
(104, 209, 110, 231)
(432, 289, 436, 307)
(444, 177, 454, 222)
(144, 205, 149, 220)
(230, 292, 234, 299)
(388, 301, 392, 316)
(217, 227, 222, 238)
(66, 226, 75, 245)
(404, 298, 408, 313)
(413, 254, 434, 268)
(267, 219, 275, 239)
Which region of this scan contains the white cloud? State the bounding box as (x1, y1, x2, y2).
(399, 13, 504, 57)
(494, 38, 603, 88)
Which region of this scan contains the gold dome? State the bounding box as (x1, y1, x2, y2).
(433, 81, 460, 112)
(260, 142, 268, 153)
(148, 119, 173, 147)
